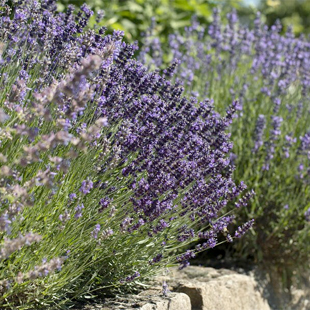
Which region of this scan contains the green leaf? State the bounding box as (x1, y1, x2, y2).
(174, 0, 195, 11)
(127, 2, 144, 12)
(196, 4, 212, 18)
(170, 20, 191, 29)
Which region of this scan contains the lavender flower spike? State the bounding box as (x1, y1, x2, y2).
(234, 219, 254, 238)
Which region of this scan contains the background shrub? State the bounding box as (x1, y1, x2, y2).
(258, 0, 310, 35)
(57, 0, 242, 42)
(138, 9, 310, 288)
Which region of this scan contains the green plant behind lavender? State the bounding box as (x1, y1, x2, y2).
(57, 0, 242, 42)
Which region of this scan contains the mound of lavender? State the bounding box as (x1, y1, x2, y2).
(140, 10, 310, 282)
(0, 1, 250, 309)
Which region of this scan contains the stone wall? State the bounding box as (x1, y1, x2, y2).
(74, 266, 310, 310)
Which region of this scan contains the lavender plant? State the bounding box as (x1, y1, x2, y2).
(139, 10, 310, 283)
(0, 1, 249, 308)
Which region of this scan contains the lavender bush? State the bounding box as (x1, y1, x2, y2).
(139, 10, 310, 283)
(0, 1, 250, 308)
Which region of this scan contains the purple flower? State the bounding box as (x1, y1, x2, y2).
(74, 204, 84, 219)
(69, 193, 77, 201)
(125, 271, 140, 282)
(91, 224, 101, 239)
(253, 115, 266, 152)
(162, 281, 169, 296)
(305, 208, 310, 222)
(79, 179, 93, 195)
(98, 197, 112, 212)
(234, 219, 255, 238)
(178, 260, 190, 270)
(149, 253, 163, 265)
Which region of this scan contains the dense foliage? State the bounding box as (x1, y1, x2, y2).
(0, 1, 250, 308)
(139, 9, 310, 285)
(238, 0, 310, 36)
(259, 0, 310, 35)
(57, 0, 242, 42)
